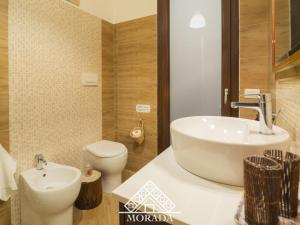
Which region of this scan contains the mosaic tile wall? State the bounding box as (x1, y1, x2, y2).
(9, 0, 102, 224)
(0, 0, 9, 150)
(0, 0, 11, 224)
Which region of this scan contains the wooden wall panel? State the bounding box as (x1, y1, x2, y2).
(239, 0, 272, 119)
(75, 193, 119, 225)
(0, 202, 11, 225)
(157, 0, 170, 152)
(99, 16, 158, 225)
(115, 15, 158, 172)
(0, 0, 10, 224)
(102, 20, 117, 141)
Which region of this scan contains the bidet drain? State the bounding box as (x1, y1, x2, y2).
(45, 186, 54, 190)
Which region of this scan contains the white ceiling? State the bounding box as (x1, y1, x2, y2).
(79, 0, 157, 24)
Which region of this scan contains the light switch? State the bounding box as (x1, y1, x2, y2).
(136, 104, 151, 113)
(244, 89, 260, 98)
(81, 72, 98, 86)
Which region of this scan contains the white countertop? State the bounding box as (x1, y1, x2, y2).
(113, 147, 244, 225)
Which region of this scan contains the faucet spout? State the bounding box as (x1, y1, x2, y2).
(231, 102, 260, 109)
(231, 93, 273, 135)
(34, 154, 47, 170)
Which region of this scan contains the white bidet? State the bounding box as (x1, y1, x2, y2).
(20, 163, 81, 225)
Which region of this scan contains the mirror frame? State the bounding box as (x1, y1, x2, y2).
(272, 0, 300, 72)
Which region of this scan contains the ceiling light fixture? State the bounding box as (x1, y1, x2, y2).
(189, 13, 206, 29)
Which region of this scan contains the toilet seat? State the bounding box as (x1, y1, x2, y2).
(86, 140, 127, 158)
(83, 140, 128, 192)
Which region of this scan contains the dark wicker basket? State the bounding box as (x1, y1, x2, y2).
(264, 150, 300, 218)
(244, 156, 283, 225)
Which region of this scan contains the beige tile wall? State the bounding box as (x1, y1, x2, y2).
(115, 15, 158, 173)
(239, 0, 272, 119)
(275, 66, 300, 154)
(0, 0, 9, 149)
(9, 0, 102, 224)
(0, 0, 11, 224)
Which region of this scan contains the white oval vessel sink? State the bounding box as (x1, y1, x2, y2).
(21, 163, 81, 225)
(171, 116, 290, 186)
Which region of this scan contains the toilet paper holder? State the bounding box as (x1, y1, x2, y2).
(130, 119, 145, 144)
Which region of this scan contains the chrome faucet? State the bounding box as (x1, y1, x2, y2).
(231, 93, 273, 135)
(34, 154, 47, 170)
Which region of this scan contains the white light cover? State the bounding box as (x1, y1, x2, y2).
(189, 13, 206, 29)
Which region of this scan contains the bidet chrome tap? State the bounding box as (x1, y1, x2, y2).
(34, 154, 47, 170)
(231, 93, 273, 135)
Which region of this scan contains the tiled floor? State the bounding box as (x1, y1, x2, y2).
(74, 170, 135, 225)
(75, 193, 119, 225)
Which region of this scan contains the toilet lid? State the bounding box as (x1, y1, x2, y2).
(86, 140, 127, 158)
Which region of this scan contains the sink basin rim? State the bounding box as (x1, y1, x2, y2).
(171, 116, 290, 147)
(21, 162, 81, 194)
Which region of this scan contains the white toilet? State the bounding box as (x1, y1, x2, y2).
(83, 140, 128, 192)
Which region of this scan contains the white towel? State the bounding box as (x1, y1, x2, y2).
(0, 144, 17, 201)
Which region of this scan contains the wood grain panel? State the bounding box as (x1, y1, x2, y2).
(122, 169, 135, 182)
(101, 16, 157, 171)
(239, 0, 272, 119)
(115, 15, 157, 172)
(240, 0, 269, 28)
(240, 57, 270, 90)
(276, 51, 300, 74)
(102, 20, 117, 141)
(240, 22, 271, 59)
(0, 201, 11, 225)
(75, 193, 119, 225)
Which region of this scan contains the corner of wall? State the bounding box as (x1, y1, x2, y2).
(79, 0, 157, 24)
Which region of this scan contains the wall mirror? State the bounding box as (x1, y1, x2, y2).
(273, 0, 300, 69)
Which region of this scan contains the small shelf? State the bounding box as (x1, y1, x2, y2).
(275, 50, 300, 74)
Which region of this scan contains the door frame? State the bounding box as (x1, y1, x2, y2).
(157, 0, 170, 154)
(221, 0, 239, 117)
(157, 0, 239, 154)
